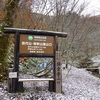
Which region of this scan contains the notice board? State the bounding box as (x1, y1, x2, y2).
(19, 34, 54, 54)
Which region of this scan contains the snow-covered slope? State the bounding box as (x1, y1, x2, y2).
(62, 67, 100, 100)
(0, 67, 100, 100)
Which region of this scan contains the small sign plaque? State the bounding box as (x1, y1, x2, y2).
(19, 35, 54, 54)
(9, 72, 17, 78)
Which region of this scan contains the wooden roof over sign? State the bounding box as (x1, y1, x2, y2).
(4, 27, 67, 37)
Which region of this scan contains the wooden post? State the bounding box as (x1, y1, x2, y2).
(54, 35, 62, 93)
(13, 32, 19, 93)
(18, 82, 24, 92)
(48, 81, 54, 92)
(8, 68, 14, 93)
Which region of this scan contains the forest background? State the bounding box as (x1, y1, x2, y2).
(0, 0, 100, 82)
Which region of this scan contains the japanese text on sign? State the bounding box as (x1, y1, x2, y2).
(19, 35, 54, 54)
(55, 51, 62, 92)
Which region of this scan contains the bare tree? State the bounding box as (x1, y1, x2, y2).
(12, 0, 98, 77)
(0, 0, 99, 81)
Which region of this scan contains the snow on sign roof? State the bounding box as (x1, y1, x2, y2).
(4, 27, 67, 37)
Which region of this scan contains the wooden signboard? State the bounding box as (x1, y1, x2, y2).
(4, 28, 67, 93)
(19, 35, 54, 54)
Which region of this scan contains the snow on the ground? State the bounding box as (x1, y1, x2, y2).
(62, 67, 100, 100)
(91, 55, 100, 63)
(91, 54, 100, 66)
(0, 66, 100, 100)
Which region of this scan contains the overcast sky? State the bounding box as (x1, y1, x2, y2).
(31, 0, 100, 16)
(81, 0, 100, 16)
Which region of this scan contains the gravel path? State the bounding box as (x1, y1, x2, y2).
(62, 67, 100, 100)
(0, 67, 100, 100)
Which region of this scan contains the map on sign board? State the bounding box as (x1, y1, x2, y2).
(19, 35, 54, 54)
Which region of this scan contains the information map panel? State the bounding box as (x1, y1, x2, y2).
(19, 35, 54, 54)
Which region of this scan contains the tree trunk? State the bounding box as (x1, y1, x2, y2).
(0, 0, 19, 82)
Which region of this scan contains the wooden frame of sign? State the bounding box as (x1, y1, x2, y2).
(4, 28, 67, 93)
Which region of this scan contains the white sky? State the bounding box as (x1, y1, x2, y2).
(31, 0, 100, 16)
(80, 0, 100, 16)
